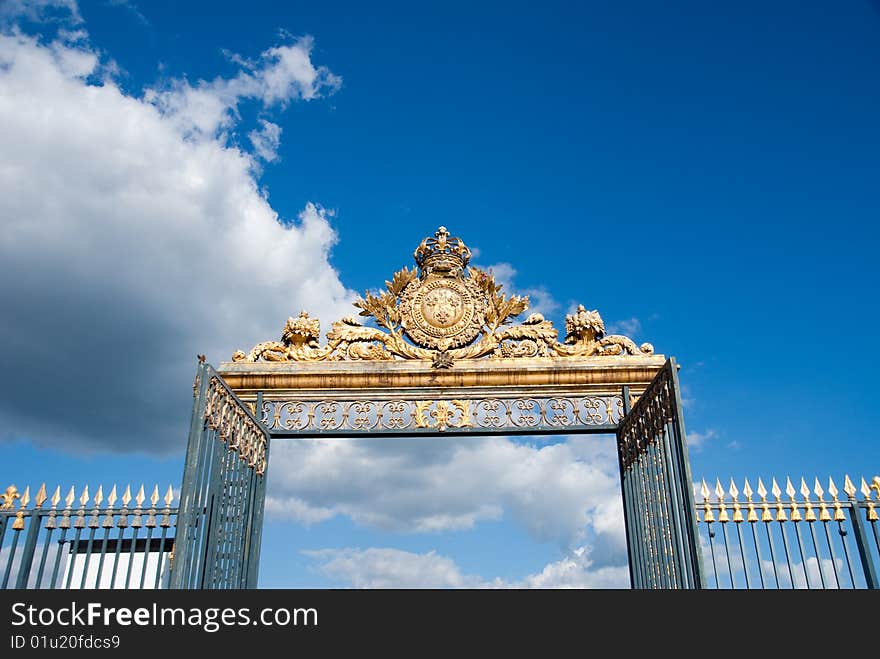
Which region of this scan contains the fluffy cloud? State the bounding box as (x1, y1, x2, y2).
(266, 436, 627, 561)
(480, 262, 560, 319)
(0, 25, 353, 452)
(304, 545, 629, 589)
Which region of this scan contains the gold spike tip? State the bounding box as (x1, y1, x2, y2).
(19, 486, 30, 508)
(107, 486, 117, 507)
(757, 478, 767, 500)
(150, 485, 159, 506)
(164, 485, 174, 506)
(50, 486, 61, 508)
(35, 483, 47, 508)
(65, 486, 75, 508)
(122, 485, 131, 507)
(728, 479, 739, 499)
(700, 479, 710, 499)
(94, 485, 104, 507)
(860, 478, 871, 499)
(872, 476, 880, 497)
(828, 477, 839, 499)
(813, 478, 824, 499)
(785, 477, 796, 499)
(771, 478, 782, 499)
(714, 479, 724, 499)
(79, 485, 89, 507)
(135, 485, 145, 507)
(800, 478, 810, 499)
(844, 475, 856, 499)
(743, 479, 753, 499)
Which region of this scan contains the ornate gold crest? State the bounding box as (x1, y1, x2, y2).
(398, 227, 485, 350)
(232, 227, 654, 367)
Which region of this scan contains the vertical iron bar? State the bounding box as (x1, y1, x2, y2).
(707, 522, 719, 588)
(139, 525, 155, 589)
(793, 522, 811, 589)
(1, 529, 21, 589)
(667, 358, 704, 588)
(778, 522, 796, 588)
(735, 523, 751, 589)
(109, 524, 125, 590)
(169, 359, 209, 589)
(64, 527, 83, 590)
(35, 524, 54, 589)
(155, 526, 170, 590)
(79, 527, 96, 590)
(659, 422, 687, 587)
(838, 521, 857, 588)
(821, 522, 842, 589)
(16, 511, 42, 589)
(764, 522, 781, 589)
(124, 524, 140, 589)
(95, 526, 111, 589)
(48, 528, 68, 589)
(807, 523, 826, 589)
(720, 520, 735, 589)
(618, 386, 637, 589)
(749, 522, 765, 589)
(847, 502, 879, 589)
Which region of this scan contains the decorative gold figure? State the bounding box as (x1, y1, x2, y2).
(233, 228, 653, 367)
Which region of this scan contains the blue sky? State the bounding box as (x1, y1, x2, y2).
(0, 0, 878, 587)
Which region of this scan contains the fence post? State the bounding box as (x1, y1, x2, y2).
(845, 476, 878, 589)
(14, 507, 42, 589)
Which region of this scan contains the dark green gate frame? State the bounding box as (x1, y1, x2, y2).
(171, 361, 270, 589)
(174, 357, 702, 588)
(617, 358, 704, 588)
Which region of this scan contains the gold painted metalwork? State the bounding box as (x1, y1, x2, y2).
(262, 394, 624, 433)
(786, 477, 802, 522)
(757, 479, 772, 522)
(232, 227, 654, 367)
(771, 478, 787, 522)
(828, 478, 845, 522)
(12, 486, 29, 530)
(1, 485, 20, 510)
(715, 480, 729, 523)
(700, 480, 713, 523)
(861, 477, 877, 522)
(743, 479, 758, 522)
(800, 478, 816, 522)
(729, 479, 744, 523)
(204, 376, 267, 475)
(814, 478, 831, 522)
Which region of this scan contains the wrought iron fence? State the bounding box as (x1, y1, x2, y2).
(695, 475, 879, 589)
(0, 483, 178, 590)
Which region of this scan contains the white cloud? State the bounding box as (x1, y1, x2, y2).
(266, 436, 627, 564)
(0, 27, 354, 452)
(0, 0, 82, 25)
(304, 545, 629, 588)
(687, 429, 718, 452)
(144, 35, 341, 141)
(607, 317, 641, 337)
(481, 262, 560, 318)
(249, 119, 282, 162)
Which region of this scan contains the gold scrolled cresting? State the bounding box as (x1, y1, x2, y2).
(232, 227, 654, 368)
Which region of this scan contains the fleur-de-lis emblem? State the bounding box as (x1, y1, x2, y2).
(1, 485, 20, 510)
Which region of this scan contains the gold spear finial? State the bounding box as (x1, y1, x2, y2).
(843, 475, 856, 500)
(35, 483, 47, 509)
(786, 477, 801, 522)
(94, 485, 104, 507)
(862, 477, 878, 522)
(135, 484, 145, 508)
(79, 485, 90, 507)
(828, 477, 846, 522)
(164, 485, 174, 506)
(150, 485, 159, 507)
(814, 478, 831, 522)
(771, 478, 787, 522)
(729, 478, 743, 523)
(800, 477, 815, 522)
(50, 485, 60, 509)
(65, 486, 75, 509)
(121, 485, 131, 508)
(757, 478, 772, 522)
(743, 478, 758, 522)
(715, 479, 729, 523)
(19, 486, 30, 509)
(700, 479, 714, 522)
(107, 485, 117, 508)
